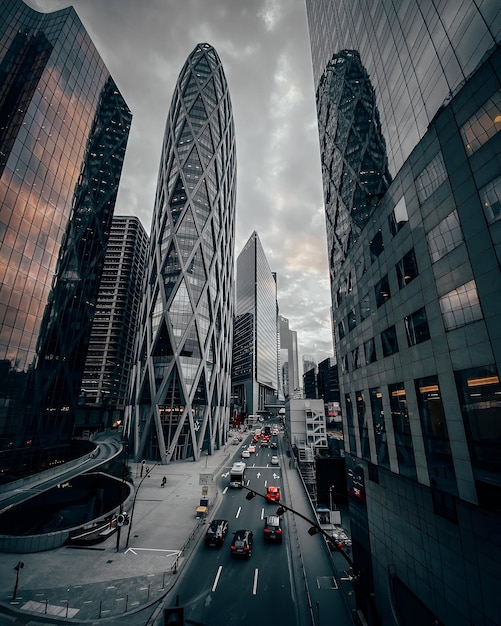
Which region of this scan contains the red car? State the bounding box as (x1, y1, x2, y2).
(266, 486, 280, 502)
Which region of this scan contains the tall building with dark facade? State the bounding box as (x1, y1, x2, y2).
(0, 0, 130, 467)
(125, 44, 236, 464)
(232, 231, 279, 416)
(306, 1, 501, 625)
(76, 216, 148, 434)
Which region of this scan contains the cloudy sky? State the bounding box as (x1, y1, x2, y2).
(29, 0, 334, 367)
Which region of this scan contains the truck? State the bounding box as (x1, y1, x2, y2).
(229, 462, 246, 488)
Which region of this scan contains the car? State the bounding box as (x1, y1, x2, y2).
(204, 519, 229, 547)
(241, 450, 250, 458)
(232, 437, 240, 444)
(230, 529, 253, 558)
(260, 439, 269, 447)
(263, 515, 283, 542)
(271, 455, 279, 465)
(266, 485, 281, 502)
(247, 445, 256, 453)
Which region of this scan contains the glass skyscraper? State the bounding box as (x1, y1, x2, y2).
(0, 0, 130, 467)
(232, 231, 279, 416)
(306, 1, 501, 625)
(125, 43, 236, 464)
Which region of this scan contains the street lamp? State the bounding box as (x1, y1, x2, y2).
(243, 485, 356, 576)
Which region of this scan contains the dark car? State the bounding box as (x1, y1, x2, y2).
(204, 519, 229, 547)
(263, 515, 283, 543)
(230, 529, 253, 558)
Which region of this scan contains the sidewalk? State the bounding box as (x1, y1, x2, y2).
(0, 441, 234, 625)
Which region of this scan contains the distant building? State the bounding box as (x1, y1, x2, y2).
(307, 1, 501, 624)
(232, 231, 279, 416)
(285, 398, 328, 504)
(126, 43, 236, 463)
(0, 0, 130, 467)
(278, 315, 299, 397)
(302, 354, 316, 376)
(75, 216, 148, 434)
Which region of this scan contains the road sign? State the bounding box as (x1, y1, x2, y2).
(199, 473, 213, 485)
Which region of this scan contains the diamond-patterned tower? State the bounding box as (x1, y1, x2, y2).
(126, 44, 236, 463)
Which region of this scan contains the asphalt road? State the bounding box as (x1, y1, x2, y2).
(161, 450, 301, 626)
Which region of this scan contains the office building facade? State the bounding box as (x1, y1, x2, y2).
(76, 216, 148, 434)
(232, 231, 279, 416)
(0, 0, 130, 464)
(126, 43, 236, 463)
(306, 1, 501, 625)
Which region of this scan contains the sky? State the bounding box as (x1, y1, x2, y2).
(28, 0, 334, 367)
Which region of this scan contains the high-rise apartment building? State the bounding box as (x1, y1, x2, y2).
(0, 0, 130, 466)
(125, 43, 236, 464)
(279, 315, 299, 397)
(306, 1, 501, 625)
(232, 231, 279, 416)
(76, 216, 148, 434)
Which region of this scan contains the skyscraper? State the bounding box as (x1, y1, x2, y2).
(306, 1, 501, 625)
(126, 43, 236, 464)
(279, 315, 299, 398)
(76, 216, 148, 434)
(232, 231, 279, 416)
(0, 0, 130, 463)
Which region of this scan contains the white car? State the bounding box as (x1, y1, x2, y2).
(247, 445, 256, 454)
(270, 456, 279, 466)
(241, 450, 250, 459)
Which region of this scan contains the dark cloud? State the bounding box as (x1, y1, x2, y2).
(29, 0, 334, 366)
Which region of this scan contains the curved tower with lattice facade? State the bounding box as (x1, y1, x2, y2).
(126, 43, 236, 463)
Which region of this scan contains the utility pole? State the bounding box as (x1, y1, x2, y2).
(13, 561, 24, 600)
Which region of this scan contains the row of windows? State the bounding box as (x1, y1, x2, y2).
(338, 247, 418, 338)
(346, 364, 501, 496)
(341, 277, 482, 372)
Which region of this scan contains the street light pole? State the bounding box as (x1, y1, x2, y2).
(242, 484, 355, 575)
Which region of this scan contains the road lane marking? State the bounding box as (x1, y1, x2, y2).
(212, 565, 223, 591)
(223, 486, 228, 494)
(261, 508, 265, 520)
(236, 506, 242, 518)
(252, 568, 259, 595)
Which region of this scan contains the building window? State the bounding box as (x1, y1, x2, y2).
(369, 387, 389, 469)
(375, 274, 391, 307)
(369, 230, 384, 263)
(338, 319, 346, 340)
(381, 325, 399, 357)
(416, 152, 447, 203)
(336, 280, 347, 306)
(359, 293, 371, 321)
(388, 195, 408, 236)
(480, 175, 501, 224)
(345, 393, 357, 453)
(355, 255, 365, 279)
(396, 248, 418, 288)
(347, 308, 357, 332)
(351, 346, 360, 370)
(427, 210, 463, 262)
(454, 365, 501, 472)
(389, 382, 416, 478)
(460, 88, 501, 155)
(341, 353, 349, 374)
(415, 376, 457, 497)
(404, 307, 430, 346)
(439, 280, 482, 330)
(356, 390, 370, 461)
(364, 337, 377, 364)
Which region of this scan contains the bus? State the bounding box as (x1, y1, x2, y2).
(229, 462, 246, 488)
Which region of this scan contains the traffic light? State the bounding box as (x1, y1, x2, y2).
(164, 606, 184, 625)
